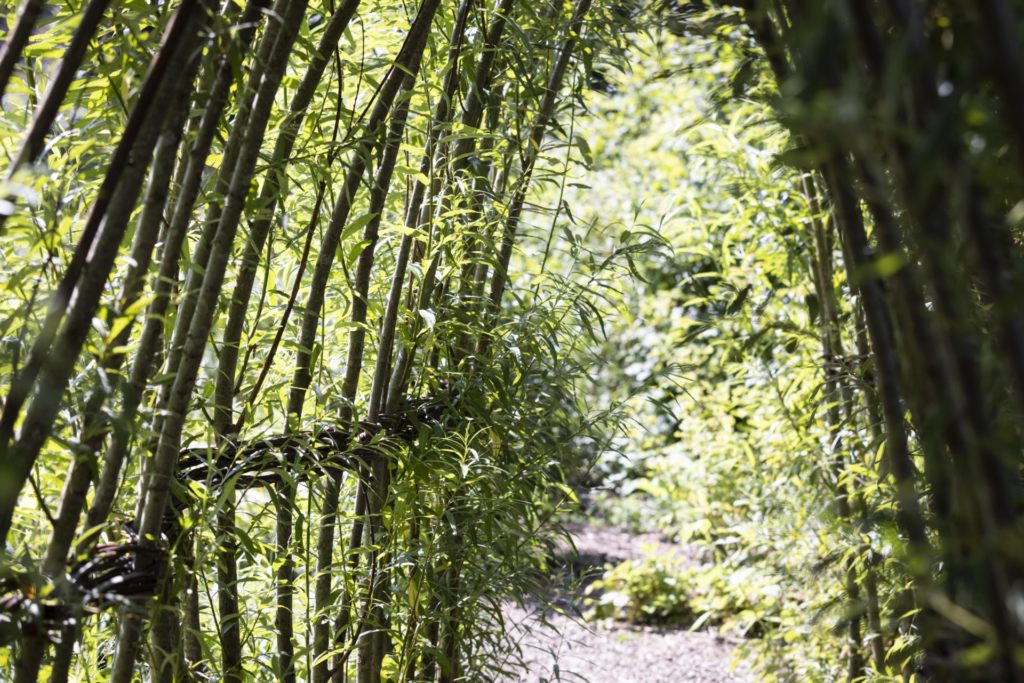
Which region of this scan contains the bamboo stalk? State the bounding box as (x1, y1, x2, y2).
(0, 0, 196, 478)
(0, 0, 48, 101)
(3, 0, 111, 185)
(351, 5, 480, 678)
(106, 3, 309, 679)
(41, 10, 206, 581)
(288, 0, 442, 423)
(268, 4, 439, 679)
(741, 6, 938, 673)
(21, 27, 207, 683)
(346, 90, 416, 683)
(844, 6, 1023, 673)
(804, 176, 864, 681)
(211, 4, 363, 679)
(0, 0, 204, 547)
(46, 14, 274, 675)
(75, 0, 273, 549)
(486, 0, 592, 312)
(73, 0, 268, 561)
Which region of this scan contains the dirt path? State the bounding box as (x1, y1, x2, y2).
(502, 524, 754, 683)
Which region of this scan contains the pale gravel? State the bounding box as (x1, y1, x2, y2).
(500, 523, 755, 683)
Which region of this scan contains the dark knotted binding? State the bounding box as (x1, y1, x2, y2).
(175, 388, 455, 491)
(0, 386, 457, 643)
(0, 526, 166, 643)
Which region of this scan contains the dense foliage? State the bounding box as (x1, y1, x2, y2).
(3, 1, 1024, 682)
(581, 3, 1024, 682)
(0, 1, 628, 680)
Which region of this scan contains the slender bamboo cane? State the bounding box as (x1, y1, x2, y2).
(843, 6, 1023, 673)
(156, 0, 287, 409)
(9, 8, 206, 681)
(449, 0, 515, 353)
(804, 178, 865, 681)
(351, 92, 417, 683)
(42, 12, 271, 671)
(469, 0, 590, 380)
(0, 0, 197, 458)
(18, 29, 208, 683)
(367, 0, 477, 422)
(744, 0, 930, 551)
(809, 178, 891, 675)
(0, 0, 203, 547)
(210, 4, 363, 679)
(269, 4, 438, 679)
(876, 2, 1020, 530)
(106, 4, 309, 680)
(122, 10, 290, 663)
(740, 8, 940, 673)
(451, 0, 516, 180)
(217, 0, 365, 440)
(149, 539, 188, 682)
(351, 5, 480, 677)
(0, 0, 47, 101)
(3, 0, 111, 184)
(288, 0, 442, 424)
(75, 0, 273, 553)
(41, 16, 206, 582)
(486, 0, 592, 312)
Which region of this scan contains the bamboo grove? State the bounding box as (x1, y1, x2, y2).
(0, 0, 634, 679)
(3, 0, 1024, 681)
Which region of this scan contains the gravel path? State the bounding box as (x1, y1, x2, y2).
(502, 524, 754, 683)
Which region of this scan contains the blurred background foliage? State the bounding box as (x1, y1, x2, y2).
(557, 14, 918, 682)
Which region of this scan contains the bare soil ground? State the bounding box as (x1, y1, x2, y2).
(501, 524, 754, 683)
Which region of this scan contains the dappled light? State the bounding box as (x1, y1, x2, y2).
(1, 1, 1023, 682)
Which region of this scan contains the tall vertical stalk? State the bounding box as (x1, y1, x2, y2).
(0, 0, 47, 101)
(273, 4, 440, 679)
(106, 3, 309, 680)
(3, 0, 112, 183)
(486, 0, 592, 312)
(17, 26, 208, 683)
(0, 0, 204, 546)
(211, 4, 363, 679)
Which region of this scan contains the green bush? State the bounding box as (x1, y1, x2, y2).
(586, 557, 695, 625)
(584, 554, 788, 637)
